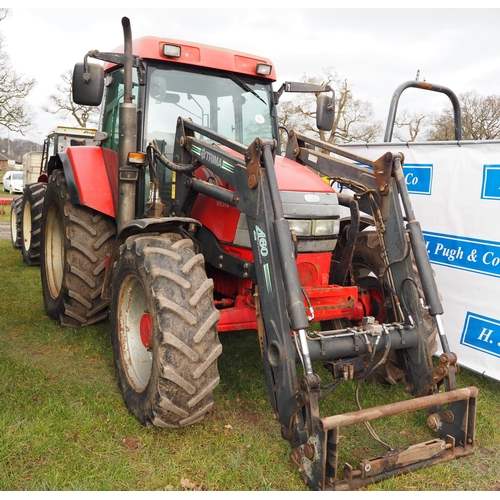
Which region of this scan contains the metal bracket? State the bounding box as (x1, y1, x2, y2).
(245, 138, 262, 189)
(373, 152, 397, 195)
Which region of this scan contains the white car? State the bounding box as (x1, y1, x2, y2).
(2, 171, 23, 194)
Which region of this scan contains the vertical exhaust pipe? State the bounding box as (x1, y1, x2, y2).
(117, 16, 138, 232)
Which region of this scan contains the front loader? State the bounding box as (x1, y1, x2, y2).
(39, 17, 477, 490)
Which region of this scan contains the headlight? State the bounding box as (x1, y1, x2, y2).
(288, 219, 338, 237)
(288, 219, 312, 237)
(312, 219, 339, 237)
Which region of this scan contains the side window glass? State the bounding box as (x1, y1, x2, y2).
(101, 68, 139, 152)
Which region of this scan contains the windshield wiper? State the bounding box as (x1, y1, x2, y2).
(228, 73, 267, 105)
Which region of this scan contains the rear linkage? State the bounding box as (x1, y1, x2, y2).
(152, 117, 477, 490)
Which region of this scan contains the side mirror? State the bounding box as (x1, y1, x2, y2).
(316, 92, 335, 131)
(72, 62, 104, 106)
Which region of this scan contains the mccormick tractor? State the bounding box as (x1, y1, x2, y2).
(39, 17, 477, 490)
(10, 126, 97, 266)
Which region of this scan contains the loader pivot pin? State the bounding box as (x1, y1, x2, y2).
(140, 313, 153, 348)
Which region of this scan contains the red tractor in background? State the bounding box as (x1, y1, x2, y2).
(38, 17, 477, 489)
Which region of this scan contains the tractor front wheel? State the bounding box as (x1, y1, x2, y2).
(110, 232, 222, 428)
(351, 230, 438, 384)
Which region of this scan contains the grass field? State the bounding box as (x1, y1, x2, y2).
(1, 239, 499, 491)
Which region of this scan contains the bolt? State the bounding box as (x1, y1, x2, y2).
(364, 463, 372, 473)
(427, 413, 442, 430)
(248, 174, 257, 189)
(443, 410, 455, 423)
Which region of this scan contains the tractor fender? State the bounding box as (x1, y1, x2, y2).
(101, 217, 201, 299)
(58, 146, 118, 218)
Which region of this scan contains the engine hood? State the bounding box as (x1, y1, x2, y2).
(274, 154, 334, 193)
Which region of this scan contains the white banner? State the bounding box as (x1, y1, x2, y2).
(339, 141, 500, 381)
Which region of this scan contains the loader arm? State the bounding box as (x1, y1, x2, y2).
(156, 117, 477, 490)
(165, 119, 311, 441)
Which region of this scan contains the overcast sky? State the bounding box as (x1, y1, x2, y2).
(1, 4, 499, 143)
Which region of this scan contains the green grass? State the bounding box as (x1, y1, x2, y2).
(0, 239, 499, 491)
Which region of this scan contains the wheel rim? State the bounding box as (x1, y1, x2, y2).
(22, 200, 32, 252)
(117, 274, 153, 392)
(10, 203, 17, 243)
(45, 202, 65, 299)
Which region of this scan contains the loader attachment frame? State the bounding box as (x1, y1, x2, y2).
(155, 118, 477, 490)
(316, 386, 477, 490)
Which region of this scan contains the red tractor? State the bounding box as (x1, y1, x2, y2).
(39, 17, 477, 490)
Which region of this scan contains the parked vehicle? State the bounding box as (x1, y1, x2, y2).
(2, 170, 23, 194)
(10, 127, 97, 265)
(38, 17, 477, 490)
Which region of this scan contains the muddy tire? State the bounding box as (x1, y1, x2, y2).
(110, 232, 222, 428)
(351, 230, 438, 384)
(10, 196, 22, 250)
(21, 183, 47, 266)
(40, 170, 116, 327)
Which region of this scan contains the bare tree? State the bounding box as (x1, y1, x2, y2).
(426, 90, 500, 141)
(42, 69, 99, 128)
(0, 9, 36, 134)
(278, 67, 382, 145)
(393, 110, 428, 142)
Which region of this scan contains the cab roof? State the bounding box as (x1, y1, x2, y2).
(103, 36, 277, 81)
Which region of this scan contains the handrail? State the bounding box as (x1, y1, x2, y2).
(384, 80, 462, 142)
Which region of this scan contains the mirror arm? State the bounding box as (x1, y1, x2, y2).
(82, 50, 146, 84)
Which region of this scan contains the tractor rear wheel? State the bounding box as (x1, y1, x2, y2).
(10, 196, 22, 250)
(110, 232, 222, 428)
(40, 170, 115, 327)
(22, 183, 47, 266)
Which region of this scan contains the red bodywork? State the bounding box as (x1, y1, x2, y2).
(191, 155, 372, 331)
(104, 36, 277, 82)
(64, 146, 119, 218)
(65, 145, 371, 332)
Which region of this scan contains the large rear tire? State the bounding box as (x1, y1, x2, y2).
(10, 196, 22, 250)
(40, 170, 116, 327)
(110, 232, 222, 428)
(22, 183, 47, 266)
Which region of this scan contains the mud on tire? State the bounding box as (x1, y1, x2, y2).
(110, 232, 222, 428)
(22, 183, 47, 266)
(41, 170, 116, 327)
